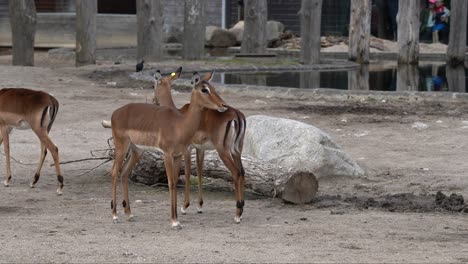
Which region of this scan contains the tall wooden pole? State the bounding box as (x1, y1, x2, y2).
(241, 0, 267, 54)
(397, 0, 420, 64)
(447, 0, 467, 66)
(348, 0, 371, 64)
(183, 0, 206, 60)
(8, 0, 37, 66)
(75, 0, 97, 67)
(137, 0, 164, 62)
(396, 64, 419, 91)
(300, 0, 323, 65)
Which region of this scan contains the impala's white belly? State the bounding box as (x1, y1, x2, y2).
(135, 144, 164, 154)
(192, 141, 215, 151)
(15, 120, 31, 130)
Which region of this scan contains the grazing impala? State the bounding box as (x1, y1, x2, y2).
(110, 72, 228, 228)
(153, 70, 246, 223)
(0, 88, 63, 195)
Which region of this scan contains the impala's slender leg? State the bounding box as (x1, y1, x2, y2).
(1, 126, 12, 187)
(111, 137, 129, 223)
(31, 143, 47, 188)
(181, 147, 192, 214)
(218, 152, 244, 223)
(120, 146, 144, 221)
(164, 153, 181, 229)
(33, 128, 63, 195)
(195, 148, 205, 213)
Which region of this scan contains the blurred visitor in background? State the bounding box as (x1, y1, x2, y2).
(427, 0, 450, 43)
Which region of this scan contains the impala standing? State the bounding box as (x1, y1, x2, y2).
(110, 72, 228, 228)
(153, 70, 246, 223)
(0, 88, 63, 195)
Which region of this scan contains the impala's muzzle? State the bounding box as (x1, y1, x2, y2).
(218, 104, 228, 113)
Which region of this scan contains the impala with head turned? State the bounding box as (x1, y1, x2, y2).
(0, 88, 63, 194)
(110, 71, 227, 229)
(153, 69, 246, 223)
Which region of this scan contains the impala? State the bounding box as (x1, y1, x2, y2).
(0, 88, 63, 194)
(110, 72, 228, 228)
(153, 70, 246, 223)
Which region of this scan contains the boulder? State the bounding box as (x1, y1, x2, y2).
(228, 21, 244, 45)
(228, 20, 285, 45)
(243, 115, 365, 179)
(205, 26, 237, 47)
(266, 21, 285, 42)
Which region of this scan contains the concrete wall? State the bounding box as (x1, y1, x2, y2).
(0, 0, 223, 48)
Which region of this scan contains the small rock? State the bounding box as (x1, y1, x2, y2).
(107, 82, 117, 86)
(135, 200, 143, 203)
(411, 122, 429, 130)
(254, 99, 268, 105)
(354, 131, 369, 137)
(341, 118, 348, 123)
(436, 120, 443, 124)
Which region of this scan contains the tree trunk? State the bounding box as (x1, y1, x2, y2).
(348, 0, 371, 64)
(75, 0, 97, 67)
(130, 151, 318, 204)
(446, 66, 466, 92)
(396, 64, 419, 91)
(300, 0, 323, 64)
(397, 0, 420, 64)
(8, 0, 36, 66)
(137, 0, 163, 62)
(241, 0, 267, 54)
(447, 0, 467, 66)
(348, 65, 369, 90)
(183, 0, 206, 60)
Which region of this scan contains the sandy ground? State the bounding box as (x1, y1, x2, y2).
(0, 58, 468, 263)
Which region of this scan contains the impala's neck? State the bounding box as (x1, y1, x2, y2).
(155, 81, 176, 108)
(179, 93, 205, 139)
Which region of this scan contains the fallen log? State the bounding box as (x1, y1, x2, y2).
(130, 151, 318, 204)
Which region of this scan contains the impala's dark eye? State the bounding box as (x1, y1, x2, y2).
(201, 87, 210, 94)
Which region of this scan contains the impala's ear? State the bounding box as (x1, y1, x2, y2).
(154, 70, 162, 84)
(203, 71, 214, 82)
(191, 72, 201, 86)
(170, 66, 182, 81)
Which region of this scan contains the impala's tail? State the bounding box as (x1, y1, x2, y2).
(41, 96, 59, 133)
(223, 108, 246, 176)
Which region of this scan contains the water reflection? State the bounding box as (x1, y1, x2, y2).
(300, 71, 320, 89)
(397, 64, 419, 91)
(446, 65, 466, 93)
(218, 63, 468, 93)
(348, 65, 369, 91)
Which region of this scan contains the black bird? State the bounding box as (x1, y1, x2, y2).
(136, 60, 144, 72)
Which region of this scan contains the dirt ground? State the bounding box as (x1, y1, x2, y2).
(1, 55, 468, 263)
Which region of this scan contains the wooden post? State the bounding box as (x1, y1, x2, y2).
(8, 0, 37, 66)
(447, 0, 467, 66)
(348, 0, 371, 64)
(75, 0, 97, 67)
(397, 0, 420, 64)
(300, 0, 323, 65)
(348, 65, 369, 90)
(241, 0, 267, 54)
(396, 64, 419, 91)
(137, 0, 164, 62)
(183, 0, 206, 60)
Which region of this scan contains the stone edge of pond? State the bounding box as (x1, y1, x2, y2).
(227, 47, 467, 61)
(129, 63, 468, 104)
(171, 81, 468, 104)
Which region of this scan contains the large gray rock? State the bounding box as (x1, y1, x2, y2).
(244, 115, 364, 179)
(228, 21, 244, 45)
(266, 21, 285, 42)
(205, 26, 237, 47)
